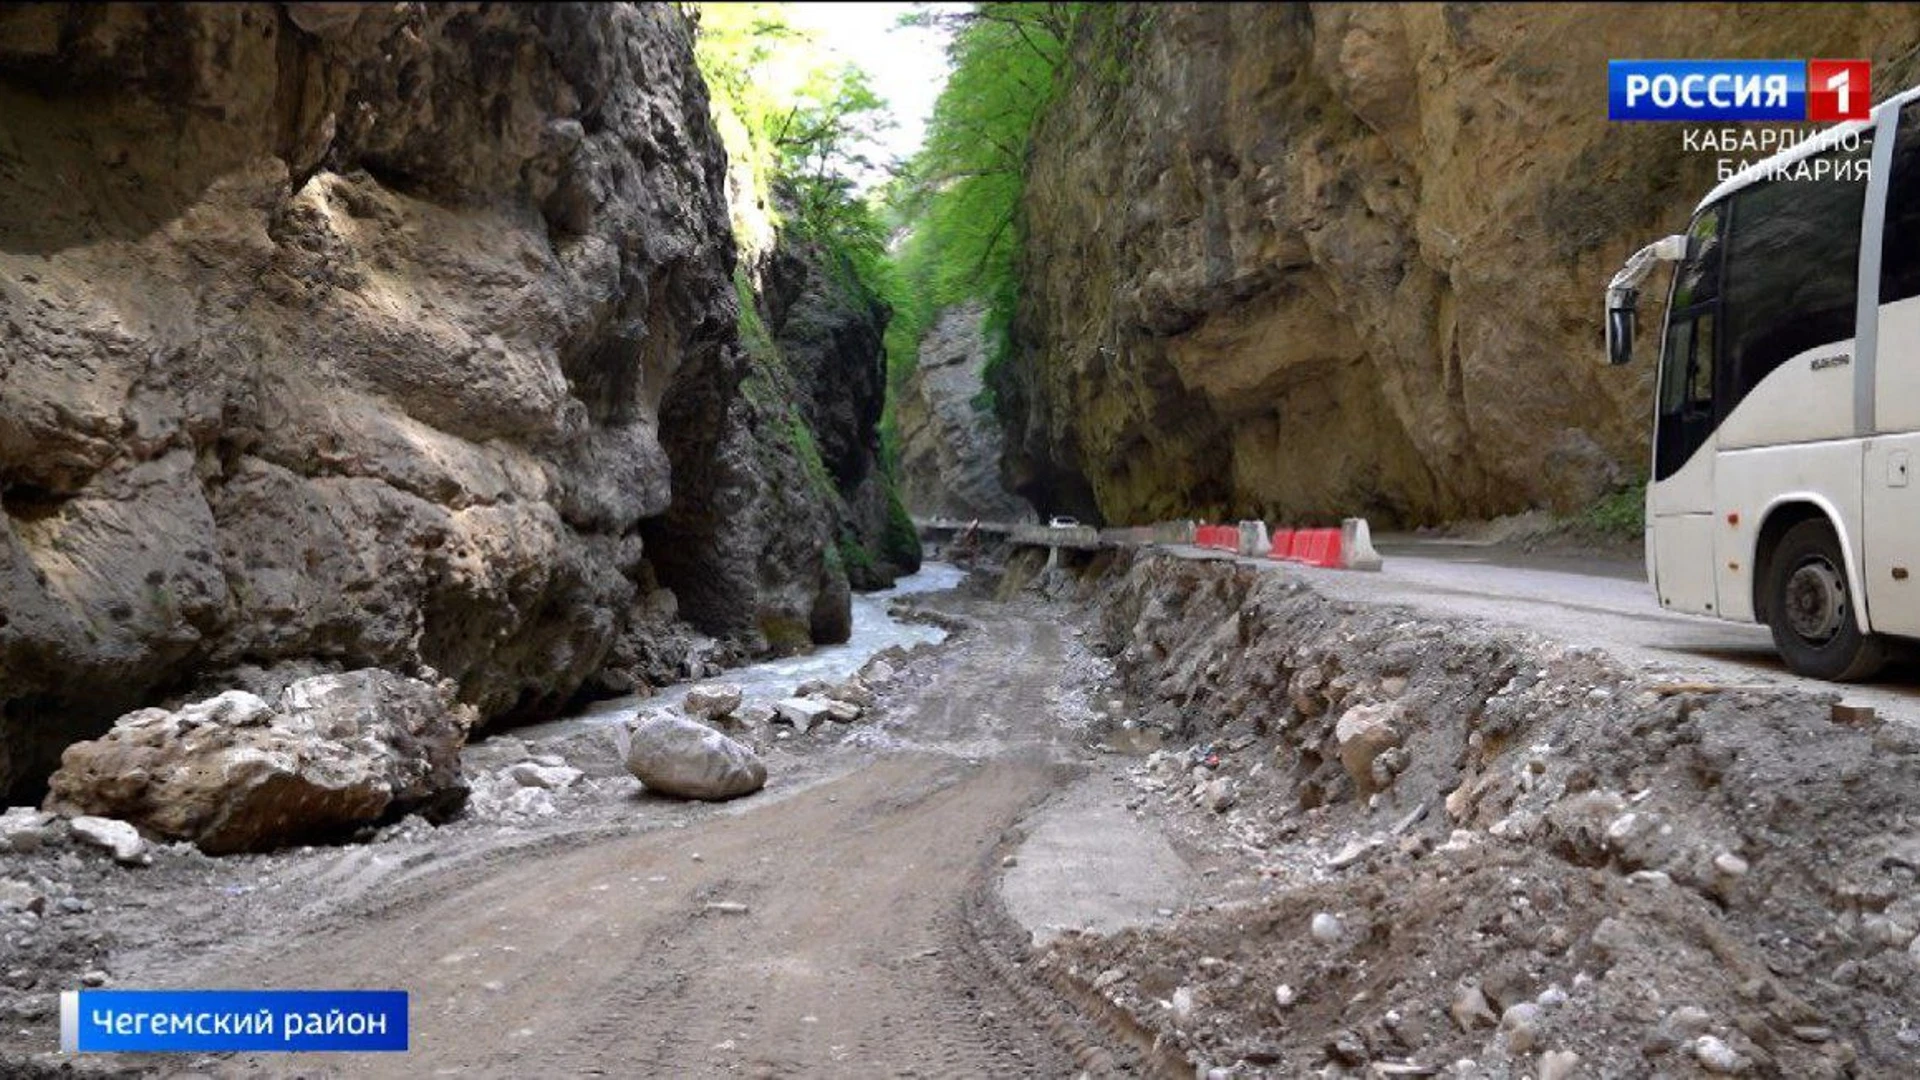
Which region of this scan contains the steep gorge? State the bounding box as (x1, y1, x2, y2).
(0, 2, 911, 800)
(895, 302, 1028, 522)
(1002, 3, 1920, 526)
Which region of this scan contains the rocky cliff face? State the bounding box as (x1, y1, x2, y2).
(1004, 4, 1920, 526)
(897, 303, 1029, 522)
(758, 230, 919, 589)
(0, 3, 857, 799)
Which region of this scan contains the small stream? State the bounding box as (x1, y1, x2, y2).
(521, 561, 968, 740)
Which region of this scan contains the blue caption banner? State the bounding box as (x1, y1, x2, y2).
(1609, 60, 1806, 121)
(61, 989, 408, 1053)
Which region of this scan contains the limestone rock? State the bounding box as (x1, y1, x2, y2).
(506, 762, 583, 791)
(503, 786, 556, 820)
(774, 698, 834, 735)
(46, 671, 472, 854)
(896, 302, 1028, 520)
(1310, 912, 1344, 944)
(1334, 703, 1402, 797)
(1537, 1050, 1581, 1080)
(1201, 777, 1238, 812)
(1003, 4, 1920, 525)
(824, 679, 875, 709)
(1501, 1002, 1543, 1053)
(0, 808, 59, 853)
(621, 712, 766, 801)
(0, 2, 868, 802)
(1450, 985, 1498, 1032)
(1694, 1035, 1746, 1074)
(0, 879, 43, 914)
(683, 685, 745, 722)
(1170, 985, 1198, 1026)
(69, 816, 149, 865)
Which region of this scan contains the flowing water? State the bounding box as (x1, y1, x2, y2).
(526, 561, 968, 737)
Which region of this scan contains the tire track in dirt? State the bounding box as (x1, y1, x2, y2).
(97, 606, 1139, 1078)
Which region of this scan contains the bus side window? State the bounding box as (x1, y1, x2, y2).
(1689, 313, 1716, 409)
(1673, 207, 1722, 309)
(1720, 142, 1870, 414)
(1654, 204, 1726, 481)
(1883, 102, 1920, 306)
(1660, 319, 1695, 415)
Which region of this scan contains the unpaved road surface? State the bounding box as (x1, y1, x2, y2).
(163, 756, 1066, 1078)
(61, 597, 1168, 1078)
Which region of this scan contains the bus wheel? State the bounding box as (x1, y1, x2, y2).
(1765, 518, 1887, 681)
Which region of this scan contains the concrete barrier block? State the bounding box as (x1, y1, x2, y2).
(1341, 517, 1383, 571)
(1237, 520, 1270, 557)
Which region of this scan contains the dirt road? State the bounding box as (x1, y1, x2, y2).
(83, 600, 1153, 1078)
(172, 756, 1068, 1078)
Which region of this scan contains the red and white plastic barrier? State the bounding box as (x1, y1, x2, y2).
(1185, 517, 1382, 571)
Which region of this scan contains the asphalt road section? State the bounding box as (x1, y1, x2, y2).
(1171, 535, 1920, 725)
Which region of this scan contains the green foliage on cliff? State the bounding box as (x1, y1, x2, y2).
(883, 4, 1078, 417)
(695, 2, 899, 303)
(881, 484, 923, 571)
(787, 413, 835, 499)
(1586, 482, 1647, 539)
(696, 3, 922, 586)
(694, 4, 889, 237)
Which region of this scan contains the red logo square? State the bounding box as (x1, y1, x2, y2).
(1808, 59, 1871, 121)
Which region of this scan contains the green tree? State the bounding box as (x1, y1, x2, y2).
(694, 1, 895, 267)
(881, 2, 1079, 436)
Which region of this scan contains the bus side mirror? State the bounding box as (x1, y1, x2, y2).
(1606, 289, 1637, 366)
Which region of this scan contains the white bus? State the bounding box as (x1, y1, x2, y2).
(1605, 84, 1920, 680)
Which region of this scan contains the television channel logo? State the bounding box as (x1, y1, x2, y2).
(1610, 60, 1870, 122)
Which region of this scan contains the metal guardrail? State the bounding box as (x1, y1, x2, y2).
(1008, 524, 1102, 549)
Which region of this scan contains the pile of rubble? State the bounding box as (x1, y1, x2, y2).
(1037, 551, 1920, 1078)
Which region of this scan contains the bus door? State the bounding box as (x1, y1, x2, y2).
(1865, 102, 1920, 637)
(1649, 205, 1725, 615)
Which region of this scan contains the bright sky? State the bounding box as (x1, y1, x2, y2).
(783, 2, 957, 171)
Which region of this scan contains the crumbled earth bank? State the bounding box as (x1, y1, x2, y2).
(1026, 549, 1920, 1078)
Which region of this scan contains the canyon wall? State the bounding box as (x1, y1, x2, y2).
(896, 302, 1029, 522)
(0, 2, 878, 799)
(1003, 3, 1920, 525)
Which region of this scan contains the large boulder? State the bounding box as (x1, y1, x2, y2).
(618, 712, 766, 801)
(44, 670, 473, 854)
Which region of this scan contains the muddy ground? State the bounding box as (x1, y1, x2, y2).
(5, 550, 1920, 1078)
(0, 582, 1148, 1077)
